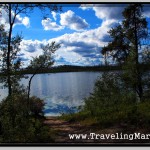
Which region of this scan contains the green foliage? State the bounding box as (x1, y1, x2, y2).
(0, 24, 24, 97)
(85, 72, 134, 106)
(142, 48, 150, 65)
(0, 4, 62, 143)
(82, 72, 134, 125)
(28, 42, 60, 71)
(121, 51, 138, 94)
(102, 4, 148, 64)
(27, 41, 60, 100)
(101, 4, 149, 101)
(30, 96, 45, 117)
(74, 4, 150, 129)
(102, 25, 129, 63)
(66, 70, 150, 129)
(0, 91, 53, 143)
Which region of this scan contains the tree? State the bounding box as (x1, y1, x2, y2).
(102, 4, 148, 101)
(0, 89, 54, 143)
(0, 24, 23, 92)
(0, 4, 61, 138)
(0, 4, 61, 97)
(27, 42, 60, 105)
(102, 25, 130, 64)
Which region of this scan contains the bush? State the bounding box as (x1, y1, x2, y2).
(82, 72, 141, 127)
(0, 92, 53, 143)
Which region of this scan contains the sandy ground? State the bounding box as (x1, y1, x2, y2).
(43, 116, 150, 145)
(44, 116, 94, 143)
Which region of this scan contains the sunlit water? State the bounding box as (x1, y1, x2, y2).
(0, 72, 101, 116)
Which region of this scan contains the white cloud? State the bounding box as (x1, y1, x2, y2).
(51, 11, 57, 21)
(80, 4, 95, 10)
(22, 17, 30, 28)
(60, 10, 89, 31)
(0, 8, 30, 29)
(15, 15, 30, 28)
(80, 4, 126, 21)
(2, 4, 150, 67)
(41, 18, 64, 31)
(19, 39, 44, 67)
(0, 9, 9, 30)
(18, 18, 117, 67)
(47, 19, 116, 66)
(81, 4, 150, 21)
(93, 5, 124, 20)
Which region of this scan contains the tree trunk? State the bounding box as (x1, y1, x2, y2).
(7, 4, 13, 96)
(133, 7, 143, 102)
(27, 73, 36, 108)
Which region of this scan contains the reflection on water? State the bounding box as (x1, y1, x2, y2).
(0, 72, 101, 116)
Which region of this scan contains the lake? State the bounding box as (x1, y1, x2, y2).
(0, 72, 101, 116)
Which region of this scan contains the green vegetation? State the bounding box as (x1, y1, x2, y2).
(61, 4, 150, 132)
(0, 88, 54, 143)
(61, 72, 150, 130)
(1, 64, 150, 76)
(17, 65, 122, 74)
(0, 4, 61, 143)
(1, 3, 150, 143)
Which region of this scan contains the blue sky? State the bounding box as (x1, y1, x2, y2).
(1, 4, 150, 67)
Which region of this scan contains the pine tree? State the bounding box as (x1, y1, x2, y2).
(102, 4, 148, 101)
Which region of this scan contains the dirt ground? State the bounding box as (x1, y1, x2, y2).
(44, 116, 150, 145)
(44, 116, 94, 143)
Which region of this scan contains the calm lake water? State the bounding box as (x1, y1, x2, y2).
(0, 72, 101, 116)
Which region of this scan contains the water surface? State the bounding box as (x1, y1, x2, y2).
(0, 72, 101, 116)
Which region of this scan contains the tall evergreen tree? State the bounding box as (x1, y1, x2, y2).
(102, 4, 148, 101)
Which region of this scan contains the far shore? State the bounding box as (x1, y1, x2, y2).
(0, 65, 122, 76)
(1, 64, 150, 76)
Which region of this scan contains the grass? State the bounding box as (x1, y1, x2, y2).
(60, 100, 150, 130)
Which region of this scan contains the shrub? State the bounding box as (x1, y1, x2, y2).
(0, 92, 53, 143)
(83, 72, 139, 127)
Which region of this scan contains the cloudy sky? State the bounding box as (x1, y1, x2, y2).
(1, 3, 150, 67)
